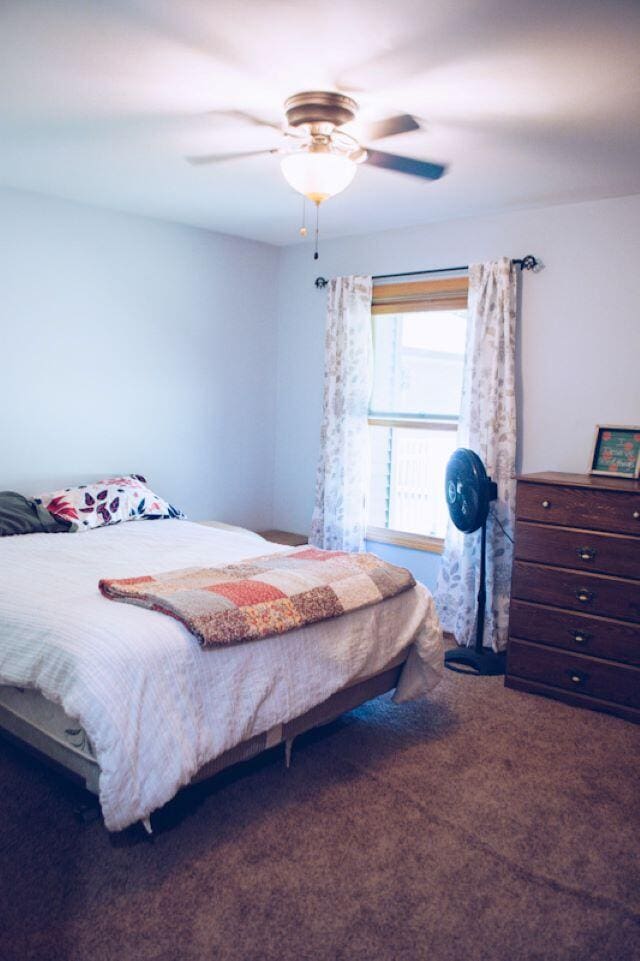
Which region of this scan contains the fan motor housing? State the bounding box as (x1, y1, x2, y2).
(284, 91, 358, 129)
(445, 448, 497, 534)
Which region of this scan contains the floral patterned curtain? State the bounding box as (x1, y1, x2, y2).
(435, 258, 517, 652)
(309, 275, 373, 552)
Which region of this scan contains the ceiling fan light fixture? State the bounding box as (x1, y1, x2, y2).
(280, 150, 357, 204)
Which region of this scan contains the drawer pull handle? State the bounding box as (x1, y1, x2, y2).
(577, 546, 596, 561)
(634, 510, 640, 520)
(541, 500, 551, 509)
(575, 588, 594, 604)
(568, 670, 588, 686)
(571, 630, 590, 645)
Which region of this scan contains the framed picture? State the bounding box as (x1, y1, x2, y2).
(589, 425, 640, 479)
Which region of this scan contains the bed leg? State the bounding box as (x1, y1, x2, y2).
(284, 737, 294, 770)
(73, 799, 101, 825)
(141, 816, 153, 835)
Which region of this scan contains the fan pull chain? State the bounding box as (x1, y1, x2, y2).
(299, 198, 307, 238)
(314, 201, 320, 260)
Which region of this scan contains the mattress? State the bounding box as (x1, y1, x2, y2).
(0, 519, 443, 830)
(0, 683, 95, 758)
(0, 683, 100, 793)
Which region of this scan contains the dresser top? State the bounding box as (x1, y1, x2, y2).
(517, 471, 640, 492)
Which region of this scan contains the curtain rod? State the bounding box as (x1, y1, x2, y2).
(314, 254, 539, 289)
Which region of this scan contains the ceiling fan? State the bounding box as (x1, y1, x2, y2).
(187, 91, 447, 207)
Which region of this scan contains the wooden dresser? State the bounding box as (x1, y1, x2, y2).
(506, 472, 640, 723)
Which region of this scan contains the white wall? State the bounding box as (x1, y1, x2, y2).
(273, 194, 640, 542)
(0, 188, 279, 528)
(3, 189, 638, 551)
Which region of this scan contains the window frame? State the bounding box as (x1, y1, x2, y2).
(366, 275, 468, 553)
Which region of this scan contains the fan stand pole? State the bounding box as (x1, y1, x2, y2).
(475, 521, 487, 654)
(444, 520, 506, 677)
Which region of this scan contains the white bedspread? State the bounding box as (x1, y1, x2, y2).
(0, 520, 443, 830)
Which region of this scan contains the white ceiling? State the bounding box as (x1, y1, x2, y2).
(1, 0, 639, 245)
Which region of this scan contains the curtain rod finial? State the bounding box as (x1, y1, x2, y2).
(315, 277, 328, 289)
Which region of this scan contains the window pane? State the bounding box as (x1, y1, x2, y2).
(368, 424, 457, 539)
(370, 309, 466, 418)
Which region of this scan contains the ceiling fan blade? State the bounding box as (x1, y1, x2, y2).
(364, 149, 446, 181)
(187, 149, 277, 166)
(363, 115, 420, 141)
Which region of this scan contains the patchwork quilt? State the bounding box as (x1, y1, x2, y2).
(99, 546, 416, 647)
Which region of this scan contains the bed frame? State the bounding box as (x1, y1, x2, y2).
(0, 650, 407, 830)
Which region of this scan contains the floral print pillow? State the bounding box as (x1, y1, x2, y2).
(34, 475, 185, 532)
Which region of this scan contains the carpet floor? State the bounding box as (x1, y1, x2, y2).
(1, 671, 639, 961)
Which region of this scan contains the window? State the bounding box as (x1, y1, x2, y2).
(367, 277, 468, 552)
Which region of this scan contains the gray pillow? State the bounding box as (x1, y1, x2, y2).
(0, 491, 70, 537)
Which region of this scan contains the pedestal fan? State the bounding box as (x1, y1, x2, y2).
(443, 448, 506, 676)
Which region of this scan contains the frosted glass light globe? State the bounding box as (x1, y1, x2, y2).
(280, 151, 357, 204)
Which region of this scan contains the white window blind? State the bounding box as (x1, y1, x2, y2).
(367, 277, 468, 550)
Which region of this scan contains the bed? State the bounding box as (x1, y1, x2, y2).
(0, 519, 443, 831)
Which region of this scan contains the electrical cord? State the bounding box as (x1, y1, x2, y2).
(489, 505, 514, 543)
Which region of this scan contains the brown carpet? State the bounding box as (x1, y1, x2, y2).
(1, 672, 639, 961)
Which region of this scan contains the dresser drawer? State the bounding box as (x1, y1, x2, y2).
(509, 600, 640, 666)
(507, 639, 640, 709)
(517, 482, 640, 535)
(512, 561, 640, 623)
(514, 521, 640, 578)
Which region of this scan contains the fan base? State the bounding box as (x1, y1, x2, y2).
(444, 647, 506, 677)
